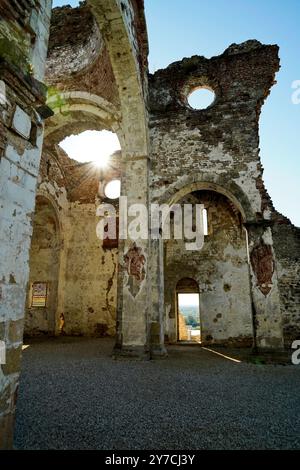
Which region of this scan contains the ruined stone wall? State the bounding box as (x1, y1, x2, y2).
(149, 41, 279, 219)
(63, 201, 118, 337)
(0, 0, 51, 81)
(0, 0, 150, 447)
(164, 192, 253, 346)
(149, 41, 285, 350)
(87, 0, 152, 356)
(23, 148, 118, 338)
(24, 196, 60, 336)
(0, 0, 52, 448)
(46, 3, 119, 107)
(272, 220, 300, 347)
(121, 0, 149, 85)
(178, 314, 188, 341)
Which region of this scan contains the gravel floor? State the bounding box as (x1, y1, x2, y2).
(14, 337, 300, 450)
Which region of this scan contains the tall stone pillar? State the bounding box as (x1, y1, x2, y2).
(0, 0, 52, 449)
(246, 222, 284, 351)
(113, 156, 151, 358)
(88, 0, 157, 359)
(149, 233, 167, 357)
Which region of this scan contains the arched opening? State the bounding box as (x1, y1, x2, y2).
(164, 188, 254, 347)
(48, 128, 121, 337)
(59, 129, 121, 167)
(35, 99, 123, 337)
(176, 278, 200, 343)
(24, 196, 60, 337)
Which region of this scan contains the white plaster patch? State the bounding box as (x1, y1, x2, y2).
(208, 143, 233, 163)
(12, 106, 31, 139)
(234, 161, 262, 214)
(263, 209, 272, 220)
(262, 227, 273, 246)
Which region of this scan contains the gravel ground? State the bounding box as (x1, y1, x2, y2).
(14, 337, 300, 450)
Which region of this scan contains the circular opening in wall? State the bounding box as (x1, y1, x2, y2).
(105, 179, 121, 199)
(52, 1, 80, 7)
(188, 88, 215, 110)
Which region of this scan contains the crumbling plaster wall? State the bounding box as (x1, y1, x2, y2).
(46, 3, 120, 107)
(165, 191, 253, 346)
(0, 0, 52, 449)
(149, 40, 279, 219)
(0, 0, 149, 448)
(24, 196, 60, 336)
(40, 0, 150, 350)
(149, 41, 284, 350)
(272, 220, 300, 347)
(24, 148, 119, 338)
(24, 147, 68, 336)
(63, 201, 118, 337)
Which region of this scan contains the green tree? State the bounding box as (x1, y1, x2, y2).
(186, 314, 197, 327)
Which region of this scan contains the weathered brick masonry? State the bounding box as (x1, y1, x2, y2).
(0, 0, 299, 449)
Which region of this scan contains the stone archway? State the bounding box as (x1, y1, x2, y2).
(163, 187, 254, 347)
(163, 179, 252, 222)
(24, 196, 61, 337)
(45, 91, 122, 145)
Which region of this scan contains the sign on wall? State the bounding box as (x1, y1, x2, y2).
(31, 282, 48, 307)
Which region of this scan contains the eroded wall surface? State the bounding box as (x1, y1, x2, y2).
(25, 196, 60, 336)
(0, 0, 52, 448)
(272, 219, 300, 347)
(149, 40, 279, 216)
(63, 201, 118, 337)
(24, 148, 118, 338)
(165, 191, 253, 346)
(0, 0, 150, 448)
(1, 0, 299, 449)
(149, 40, 284, 350)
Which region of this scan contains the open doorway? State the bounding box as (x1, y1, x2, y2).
(176, 278, 200, 343)
(24, 196, 60, 337)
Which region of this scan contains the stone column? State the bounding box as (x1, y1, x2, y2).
(89, 0, 161, 359)
(246, 222, 284, 351)
(0, 1, 52, 449)
(113, 156, 151, 358)
(55, 214, 72, 336)
(149, 231, 167, 357)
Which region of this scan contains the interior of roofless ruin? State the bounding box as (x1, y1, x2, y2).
(0, 0, 299, 450)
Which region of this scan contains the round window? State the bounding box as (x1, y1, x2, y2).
(105, 179, 121, 199)
(188, 88, 215, 110)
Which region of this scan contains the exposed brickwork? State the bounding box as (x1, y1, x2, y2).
(164, 191, 253, 347)
(46, 3, 119, 106)
(149, 41, 280, 221)
(272, 222, 300, 347)
(149, 40, 284, 350)
(0, 0, 52, 448)
(0, 0, 40, 29)
(0, 0, 299, 449)
(130, 0, 149, 83)
(250, 242, 274, 296)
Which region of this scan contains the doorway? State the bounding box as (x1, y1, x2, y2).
(24, 196, 60, 336)
(176, 278, 200, 343)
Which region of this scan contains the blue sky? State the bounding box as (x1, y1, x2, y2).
(53, 0, 300, 226)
